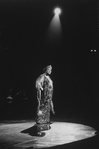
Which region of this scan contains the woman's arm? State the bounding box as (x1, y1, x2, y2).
(36, 75, 44, 90)
(51, 100, 55, 114)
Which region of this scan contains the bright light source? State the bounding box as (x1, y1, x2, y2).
(90, 49, 97, 52)
(54, 7, 61, 15)
(94, 49, 96, 52)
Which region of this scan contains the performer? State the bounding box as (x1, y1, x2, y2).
(35, 65, 55, 124)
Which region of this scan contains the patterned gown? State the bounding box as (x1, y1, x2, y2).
(36, 75, 53, 124)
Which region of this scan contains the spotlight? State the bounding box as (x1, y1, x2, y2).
(54, 7, 61, 15)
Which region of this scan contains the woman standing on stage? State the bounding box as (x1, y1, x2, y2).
(35, 65, 55, 124)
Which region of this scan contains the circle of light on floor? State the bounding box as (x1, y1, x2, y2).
(0, 121, 96, 149)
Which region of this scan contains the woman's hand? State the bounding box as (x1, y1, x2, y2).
(40, 86, 43, 90)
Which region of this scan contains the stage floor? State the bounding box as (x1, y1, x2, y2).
(0, 120, 98, 149)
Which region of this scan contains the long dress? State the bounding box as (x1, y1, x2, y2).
(36, 74, 53, 125)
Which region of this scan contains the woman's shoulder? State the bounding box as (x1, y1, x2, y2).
(36, 74, 45, 81)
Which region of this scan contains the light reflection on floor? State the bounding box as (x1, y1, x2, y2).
(0, 121, 96, 149)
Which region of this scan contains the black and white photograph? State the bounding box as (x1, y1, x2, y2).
(0, 0, 99, 148)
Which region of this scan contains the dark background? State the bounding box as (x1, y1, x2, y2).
(0, 0, 99, 129)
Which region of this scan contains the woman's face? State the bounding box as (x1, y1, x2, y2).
(46, 67, 52, 74)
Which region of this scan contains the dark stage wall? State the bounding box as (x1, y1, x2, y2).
(0, 0, 99, 130)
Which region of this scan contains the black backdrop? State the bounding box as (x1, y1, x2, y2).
(0, 0, 99, 130)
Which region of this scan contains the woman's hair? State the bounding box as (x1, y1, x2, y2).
(43, 65, 52, 72)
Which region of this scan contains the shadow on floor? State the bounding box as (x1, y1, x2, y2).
(21, 124, 45, 137)
(21, 123, 52, 137)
